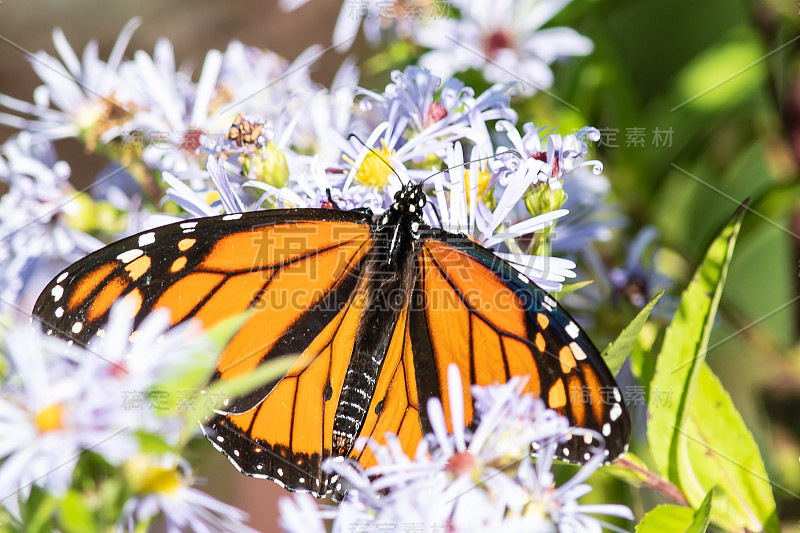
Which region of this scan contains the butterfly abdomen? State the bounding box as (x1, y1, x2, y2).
(331, 214, 417, 455)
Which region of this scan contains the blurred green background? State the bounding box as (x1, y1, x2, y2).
(2, 0, 799, 530)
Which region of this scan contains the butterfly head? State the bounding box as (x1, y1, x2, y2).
(390, 182, 426, 217)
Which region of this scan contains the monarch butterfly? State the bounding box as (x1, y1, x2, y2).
(33, 179, 630, 497)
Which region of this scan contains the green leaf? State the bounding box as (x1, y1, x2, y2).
(686, 490, 713, 533)
(682, 364, 780, 532)
(58, 490, 97, 533)
(635, 505, 694, 533)
(176, 354, 297, 446)
(20, 487, 59, 533)
(554, 279, 594, 300)
(602, 290, 664, 376)
(635, 491, 713, 533)
(647, 201, 778, 532)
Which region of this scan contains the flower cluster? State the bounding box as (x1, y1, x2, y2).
(282, 0, 593, 95)
(0, 20, 616, 302)
(0, 5, 635, 531)
(0, 302, 259, 532)
(279, 365, 633, 532)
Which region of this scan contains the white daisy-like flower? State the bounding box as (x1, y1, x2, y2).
(283, 364, 632, 533)
(0, 135, 102, 312)
(119, 38, 225, 173)
(0, 19, 140, 146)
(357, 66, 517, 159)
(431, 143, 576, 291)
(0, 320, 135, 509)
(415, 0, 593, 94)
(118, 455, 259, 533)
(279, 0, 434, 52)
(496, 121, 603, 191)
(0, 297, 217, 519)
(510, 435, 634, 532)
(325, 68, 515, 206)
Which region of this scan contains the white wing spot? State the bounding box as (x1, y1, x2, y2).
(563, 447, 570, 457)
(602, 423, 611, 436)
(518, 272, 530, 284)
(565, 321, 580, 339)
(544, 295, 557, 308)
(277, 468, 284, 476)
(117, 249, 144, 263)
(223, 213, 242, 221)
(55, 307, 64, 318)
(298, 477, 305, 483)
(72, 321, 83, 334)
(583, 433, 593, 445)
(56, 272, 69, 283)
(613, 387, 622, 402)
(51, 285, 64, 302)
(216, 436, 224, 443)
(233, 449, 240, 457)
(569, 342, 587, 360)
(180, 221, 198, 229)
(610, 402, 623, 421)
(182, 228, 195, 234)
(584, 452, 591, 461)
(256, 464, 263, 470)
(138, 232, 156, 246)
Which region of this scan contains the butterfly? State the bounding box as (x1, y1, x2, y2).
(33, 180, 630, 498)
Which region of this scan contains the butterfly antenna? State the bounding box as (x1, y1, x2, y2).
(421, 150, 522, 185)
(347, 133, 405, 186)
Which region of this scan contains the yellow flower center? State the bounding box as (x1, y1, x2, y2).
(126, 456, 185, 496)
(348, 141, 396, 190)
(34, 403, 65, 433)
(464, 166, 493, 207)
(204, 190, 222, 206)
(140, 466, 182, 495)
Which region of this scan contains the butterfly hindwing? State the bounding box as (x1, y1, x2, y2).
(409, 232, 630, 462)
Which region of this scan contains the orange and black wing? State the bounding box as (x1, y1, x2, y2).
(406, 232, 630, 462)
(33, 209, 377, 496)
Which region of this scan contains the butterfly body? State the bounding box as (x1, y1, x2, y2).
(34, 182, 629, 498)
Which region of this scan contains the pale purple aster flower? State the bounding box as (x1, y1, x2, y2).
(431, 143, 575, 291)
(161, 156, 254, 217)
(496, 121, 603, 191)
(120, 39, 224, 172)
(0, 136, 102, 312)
(608, 226, 675, 310)
(357, 66, 517, 160)
(118, 455, 259, 533)
(416, 0, 593, 94)
(292, 56, 361, 161)
(216, 41, 322, 119)
(278, 492, 328, 533)
(279, 0, 426, 52)
(0, 319, 139, 510)
(287, 364, 632, 532)
(0, 19, 140, 144)
(510, 436, 634, 532)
